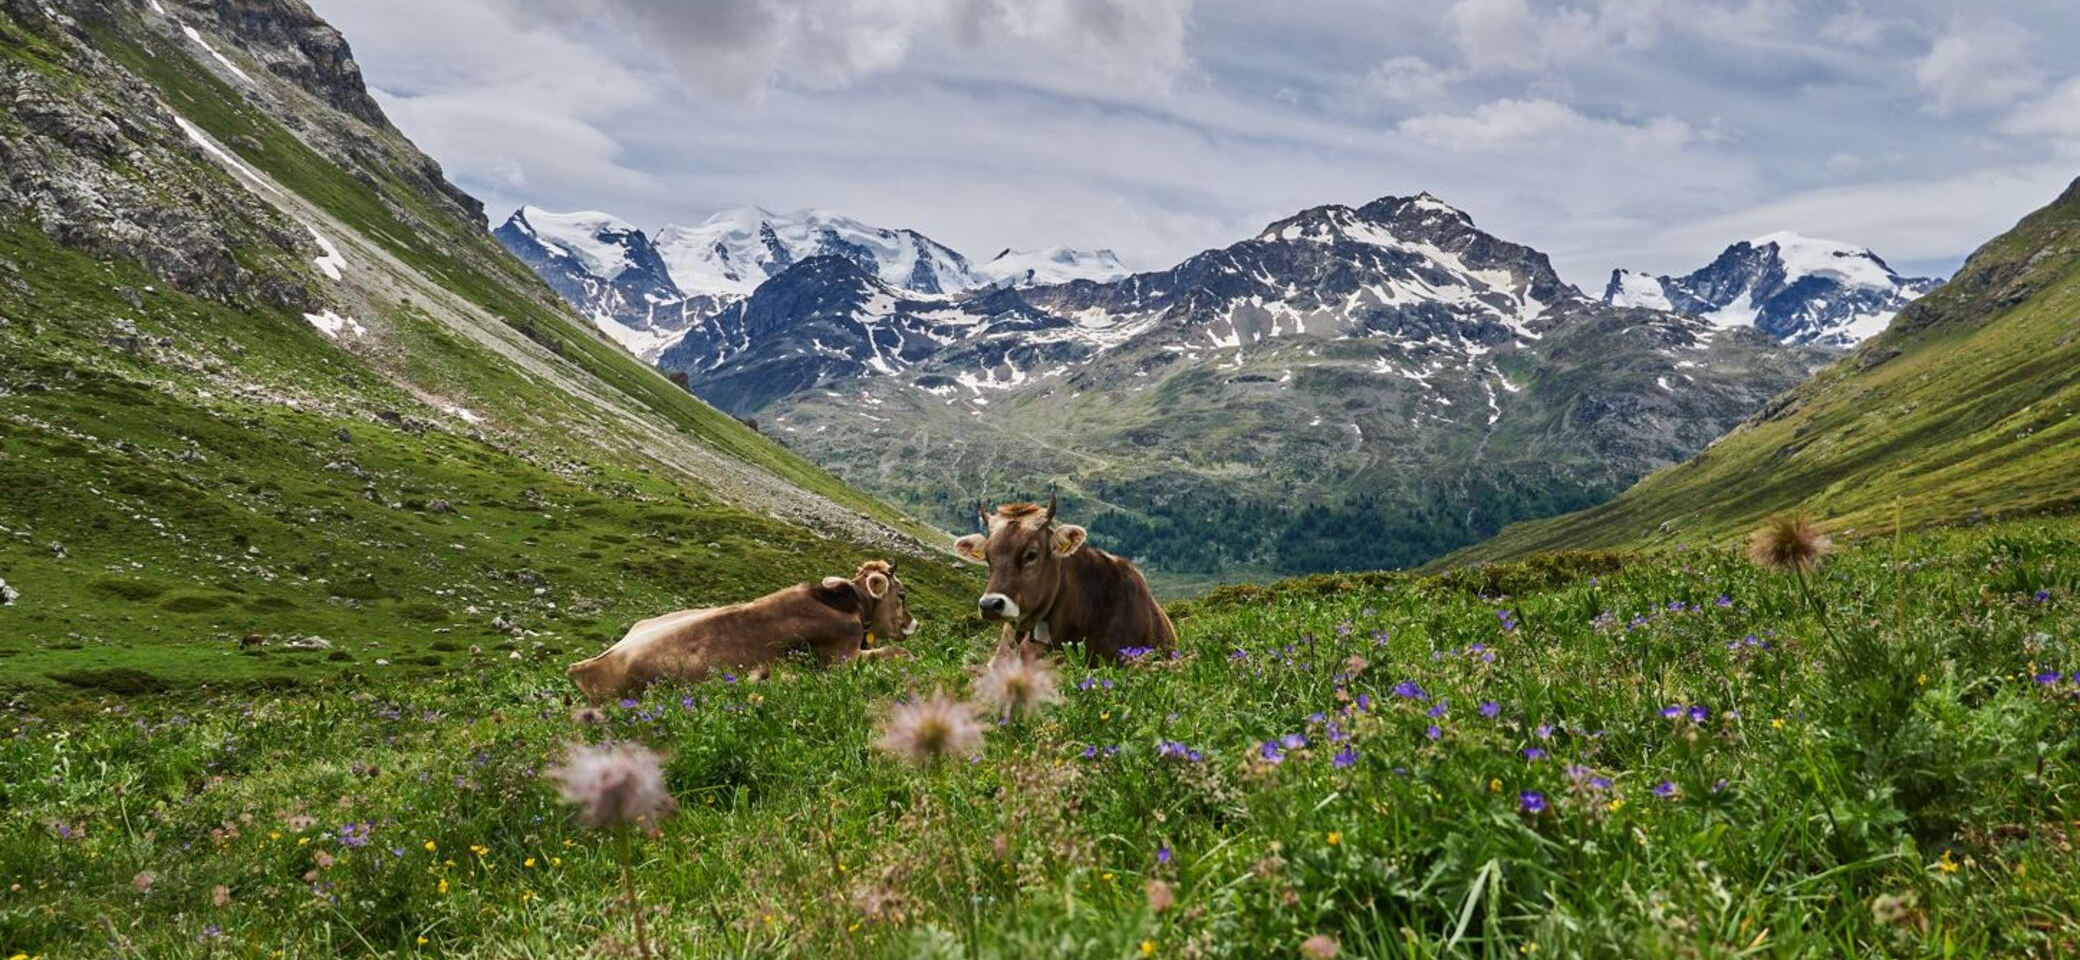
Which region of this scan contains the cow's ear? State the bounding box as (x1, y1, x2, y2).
(1051, 524, 1088, 557)
(821, 576, 852, 591)
(863, 571, 890, 600)
(954, 534, 988, 564)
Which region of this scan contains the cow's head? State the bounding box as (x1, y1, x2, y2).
(829, 559, 917, 643)
(952, 494, 1087, 625)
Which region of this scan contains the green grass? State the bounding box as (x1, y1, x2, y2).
(1452, 178, 2080, 566)
(4, 518, 2076, 957)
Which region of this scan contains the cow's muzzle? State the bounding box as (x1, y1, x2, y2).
(978, 593, 1021, 621)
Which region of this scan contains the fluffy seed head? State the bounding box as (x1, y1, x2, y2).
(1747, 512, 1832, 574)
(547, 742, 677, 833)
(1145, 878, 1174, 913)
(975, 655, 1063, 719)
(874, 691, 985, 766)
(1301, 934, 1341, 958)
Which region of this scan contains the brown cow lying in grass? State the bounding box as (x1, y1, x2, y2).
(955, 495, 1175, 666)
(566, 560, 917, 700)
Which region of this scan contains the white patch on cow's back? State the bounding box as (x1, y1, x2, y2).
(616, 607, 721, 655)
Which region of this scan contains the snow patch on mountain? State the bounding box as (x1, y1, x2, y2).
(1601, 232, 1942, 347)
(975, 246, 1129, 287)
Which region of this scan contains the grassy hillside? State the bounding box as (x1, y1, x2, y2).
(1451, 177, 2080, 565)
(3, 518, 2076, 956)
(0, 2, 972, 699)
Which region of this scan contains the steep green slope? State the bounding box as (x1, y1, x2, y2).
(0, 0, 969, 698)
(1452, 175, 2080, 564)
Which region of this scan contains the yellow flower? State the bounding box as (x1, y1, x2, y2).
(521, 889, 534, 903)
(1770, 718, 1785, 730)
(1520, 942, 1540, 955)
(1607, 798, 1625, 813)
(437, 877, 450, 895)
(1916, 673, 1928, 686)
(1937, 851, 1960, 875)
(550, 857, 563, 867)
(297, 837, 308, 846)
(1488, 779, 1502, 793)
(268, 831, 282, 841)
(424, 840, 437, 852)
(1326, 831, 1342, 846)
(1140, 940, 1157, 957)
(1100, 711, 1112, 721)
(523, 857, 537, 869)
(417, 936, 428, 945)
(1102, 871, 1116, 883)
(469, 844, 489, 857)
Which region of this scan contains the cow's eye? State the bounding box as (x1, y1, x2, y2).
(1023, 550, 1040, 565)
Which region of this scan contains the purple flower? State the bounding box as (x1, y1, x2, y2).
(1391, 680, 1428, 701)
(1653, 781, 1678, 799)
(1280, 733, 1308, 750)
(680, 696, 698, 710)
(1714, 595, 1733, 608)
(1534, 723, 1553, 740)
(1081, 745, 1099, 759)
(2034, 589, 2052, 604)
(1479, 701, 1501, 719)
(1712, 778, 1729, 793)
(721, 673, 739, 684)
(1687, 705, 1710, 724)
(1156, 845, 1172, 865)
(1428, 702, 1449, 719)
(1426, 724, 1443, 741)
(1120, 646, 1155, 660)
(1259, 741, 1285, 764)
(1355, 693, 1374, 713)
(2036, 671, 2063, 685)
(1158, 741, 1203, 763)
(618, 698, 639, 710)
(1522, 747, 1547, 762)
(337, 822, 372, 848)
(1519, 791, 1548, 815)
(1229, 649, 1249, 661)
(198, 925, 223, 943)
(1332, 746, 1358, 768)
(1336, 622, 1353, 637)
(1660, 704, 1684, 720)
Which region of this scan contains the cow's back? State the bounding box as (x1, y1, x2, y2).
(1061, 547, 1173, 662)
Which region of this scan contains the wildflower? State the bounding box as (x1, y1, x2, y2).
(1145, 878, 1174, 912)
(1936, 850, 1960, 875)
(1156, 844, 1173, 865)
(1687, 705, 1709, 724)
(1660, 704, 1683, 720)
(211, 885, 231, 908)
(2036, 671, 2063, 685)
(975, 656, 1063, 719)
(131, 870, 155, 893)
(1259, 741, 1285, 764)
(1533, 722, 1553, 740)
(1653, 781, 1678, 799)
(1488, 778, 1502, 793)
(337, 823, 371, 848)
(1522, 747, 1546, 762)
(1326, 831, 1341, 845)
(1140, 940, 1157, 957)
(1301, 934, 1342, 959)
(437, 877, 449, 895)
(548, 742, 678, 832)
(1426, 725, 1443, 741)
(1746, 512, 1832, 574)
(1391, 680, 1427, 700)
(1479, 701, 1501, 719)
(1871, 891, 1919, 926)
(524, 857, 537, 868)
(1518, 791, 1548, 815)
(873, 692, 985, 767)
(2032, 589, 2051, 604)
(424, 840, 438, 852)
(1607, 798, 1625, 812)
(1157, 741, 1203, 763)
(1280, 733, 1308, 750)
(1714, 595, 1733, 608)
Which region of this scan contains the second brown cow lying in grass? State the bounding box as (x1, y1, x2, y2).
(566, 560, 917, 701)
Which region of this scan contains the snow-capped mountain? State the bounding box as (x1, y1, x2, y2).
(493, 207, 689, 358)
(975, 246, 1129, 287)
(654, 206, 984, 300)
(1603, 232, 1942, 347)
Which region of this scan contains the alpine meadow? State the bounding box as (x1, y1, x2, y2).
(3, 1, 2079, 959)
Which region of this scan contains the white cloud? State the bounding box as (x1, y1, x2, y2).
(1914, 20, 2043, 115)
(1399, 98, 1694, 152)
(1358, 55, 1462, 104)
(2001, 77, 2080, 151)
(1444, 0, 1662, 73)
(488, 0, 1196, 99)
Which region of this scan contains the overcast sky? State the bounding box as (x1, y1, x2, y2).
(309, 0, 2080, 285)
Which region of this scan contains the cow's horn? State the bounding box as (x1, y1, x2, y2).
(1044, 488, 1058, 521)
(975, 498, 988, 531)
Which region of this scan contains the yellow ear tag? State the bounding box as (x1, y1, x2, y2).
(864, 631, 878, 649)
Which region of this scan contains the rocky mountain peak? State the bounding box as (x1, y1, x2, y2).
(1604, 231, 1942, 347)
